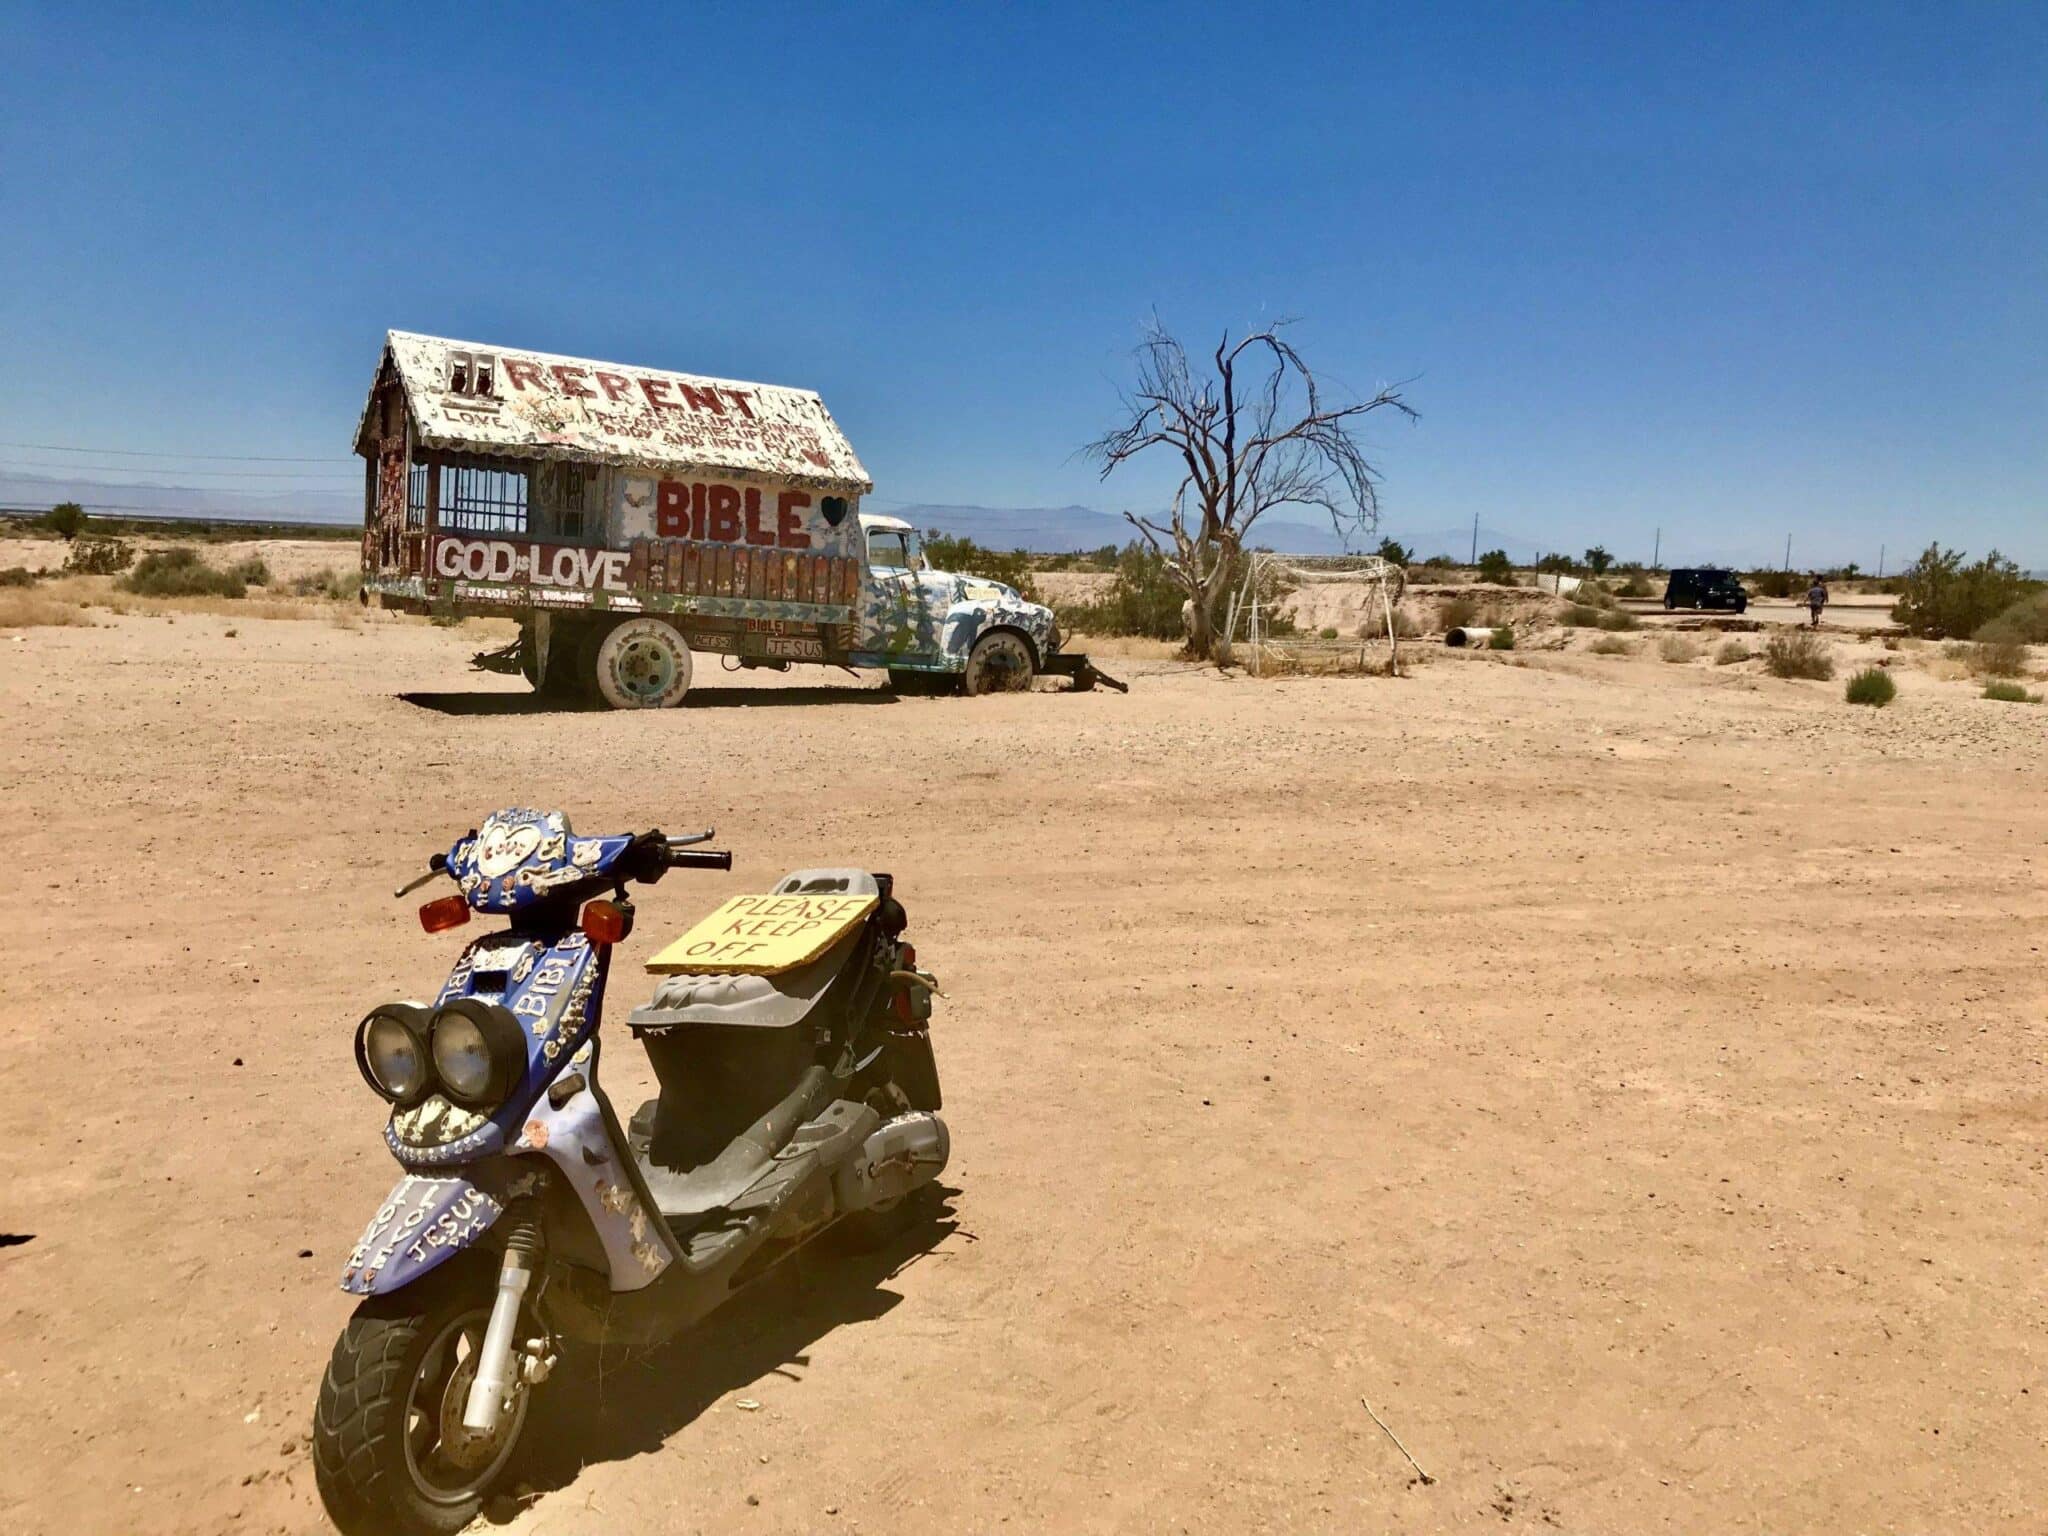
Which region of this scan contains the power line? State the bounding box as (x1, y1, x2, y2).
(0, 459, 358, 481)
(0, 439, 354, 463)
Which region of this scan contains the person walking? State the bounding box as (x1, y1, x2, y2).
(1806, 575, 1828, 629)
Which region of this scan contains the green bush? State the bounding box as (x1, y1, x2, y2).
(1050, 541, 1187, 640)
(1318, 626, 1339, 640)
(1616, 574, 1653, 598)
(63, 536, 134, 575)
(1487, 626, 1515, 650)
(42, 502, 87, 539)
(227, 554, 271, 587)
(1749, 569, 1801, 599)
(1891, 544, 2036, 639)
(1844, 667, 1896, 707)
(1476, 549, 1514, 585)
(122, 546, 249, 598)
(1764, 629, 1834, 680)
(0, 566, 42, 588)
(919, 532, 1039, 602)
(1982, 680, 2040, 704)
(1974, 590, 2048, 646)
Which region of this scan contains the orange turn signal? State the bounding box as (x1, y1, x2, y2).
(418, 894, 471, 933)
(581, 899, 630, 946)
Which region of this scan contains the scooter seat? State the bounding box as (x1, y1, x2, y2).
(628, 870, 880, 1033)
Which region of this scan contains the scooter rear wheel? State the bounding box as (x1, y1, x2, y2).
(312, 1264, 531, 1536)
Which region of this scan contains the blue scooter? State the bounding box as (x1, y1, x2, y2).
(311, 808, 949, 1535)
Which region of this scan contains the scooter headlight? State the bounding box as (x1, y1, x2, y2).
(430, 999, 528, 1109)
(355, 1006, 433, 1106)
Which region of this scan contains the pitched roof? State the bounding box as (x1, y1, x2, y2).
(359, 330, 871, 492)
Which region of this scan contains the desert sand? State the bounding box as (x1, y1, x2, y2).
(2, 596, 2044, 1534)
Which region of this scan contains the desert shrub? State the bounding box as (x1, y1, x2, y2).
(1749, 569, 1801, 599)
(227, 554, 271, 587)
(1589, 634, 1635, 656)
(63, 536, 134, 574)
(1560, 603, 1600, 628)
(41, 502, 87, 539)
(1714, 639, 1749, 665)
(293, 569, 363, 601)
(0, 590, 92, 628)
(122, 546, 249, 598)
(1051, 541, 1188, 640)
(1844, 667, 1896, 707)
(1974, 589, 2048, 646)
(1410, 563, 1457, 586)
(1659, 636, 1698, 663)
(1388, 609, 1420, 639)
(1617, 574, 1653, 598)
(1438, 595, 1478, 630)
(1376, 538, 1411, 566)
(1534, 551, 1576, 574)
(1487, 626, 1515, 650)
(1964, 638, 2027, 677)
(919, 532, 1040, 602)
(1475, 549, 1514, 585)
(0, 566, 42, 588)
(1596, 609, 1637, 631)
(1318, 626, 1339, 640)
(1982, 680, 2039, 703)
(1764, 629, 1834, 680)
(1891, 544, 2035, 639)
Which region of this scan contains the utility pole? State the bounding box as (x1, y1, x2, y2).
(1652, 527, 1661, 570)
(1878, 543, 1885, 579)
(1783, 534, 1792, 573)
(1469, 511, 1479, 566)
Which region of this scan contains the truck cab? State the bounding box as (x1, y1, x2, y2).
(849, 514, 1061, 693)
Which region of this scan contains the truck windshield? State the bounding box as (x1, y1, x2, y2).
(867, 530, 914, 570)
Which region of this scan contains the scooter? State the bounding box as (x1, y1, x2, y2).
(311, 808, 949, 1536)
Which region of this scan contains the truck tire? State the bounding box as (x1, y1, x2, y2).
(518, 622, 584, 700)
(962, 631, 1034, 696)
(592, 618, 693, 709)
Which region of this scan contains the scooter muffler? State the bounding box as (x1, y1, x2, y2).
(834, 1111, 950, 1213)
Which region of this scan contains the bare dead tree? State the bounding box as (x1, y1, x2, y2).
(1085, 319, 1414, 659)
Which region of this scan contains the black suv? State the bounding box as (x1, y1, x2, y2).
(1663, 568, 1748, 612)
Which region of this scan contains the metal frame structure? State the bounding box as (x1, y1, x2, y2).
(1226, 553, 1407, 677)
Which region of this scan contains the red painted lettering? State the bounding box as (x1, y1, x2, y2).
(706, 484, 741, 542)
(551, 365, 595, 399)
(656, 482, 690, 537)
(744, 487, 775, 545)
(594, 370, 634, 403)
(639, 377, 678, 411)
(502, 358, 546, 392)
(679, 384, 725, 415)
(690, 481, 706, 540)
(720, 388, 756, 419)
(776, 491, 813, 550)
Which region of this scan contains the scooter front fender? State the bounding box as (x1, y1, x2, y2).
(339, 1172, 509, 1296)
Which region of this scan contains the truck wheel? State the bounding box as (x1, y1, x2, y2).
(962, 631, 1034, 696)
(593, 618, 692, 709)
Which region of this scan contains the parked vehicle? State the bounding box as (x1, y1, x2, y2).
(355, 332, 1120, 702)
(1662, 567, 1749, 612)
(312, 808, 949, 1534)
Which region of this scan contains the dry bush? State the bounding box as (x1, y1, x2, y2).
(0, 566, 42, 588)
(63, 536, 134, 575)
(1764, 629, 1834, 680)
(1965, 638, 2027, 677)
(1438, 595, 1477, 630)
(1589, 634, 1635, 656)
(1714, 639, 1749, 665)
(0, 590, 93, 629)
(1659, 636, 1699, 663)
(1976, 590, 2048, 646)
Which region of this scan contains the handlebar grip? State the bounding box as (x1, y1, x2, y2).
(663, 848, 733, 871)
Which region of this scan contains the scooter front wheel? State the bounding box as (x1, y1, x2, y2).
(312, 1265, 531, 1536)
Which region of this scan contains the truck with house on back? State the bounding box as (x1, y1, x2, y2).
(355, 331, 1118, 706)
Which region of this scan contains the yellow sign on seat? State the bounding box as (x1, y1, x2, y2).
(645, 892, 877, 976)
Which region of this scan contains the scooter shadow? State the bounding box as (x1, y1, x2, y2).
(505, 1184, 963, 1512)
(398, 685, 899, 716)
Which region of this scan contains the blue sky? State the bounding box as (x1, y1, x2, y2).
(2, 3, 2041, 567)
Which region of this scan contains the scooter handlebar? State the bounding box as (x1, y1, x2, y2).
(662, 847, 733, 871)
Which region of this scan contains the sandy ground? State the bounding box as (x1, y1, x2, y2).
(3, 604, 2046, 1535)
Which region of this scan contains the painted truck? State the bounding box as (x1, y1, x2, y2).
(356, 331, 1118, 706)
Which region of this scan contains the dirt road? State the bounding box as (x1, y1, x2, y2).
(3, 610, 2043, 1533)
